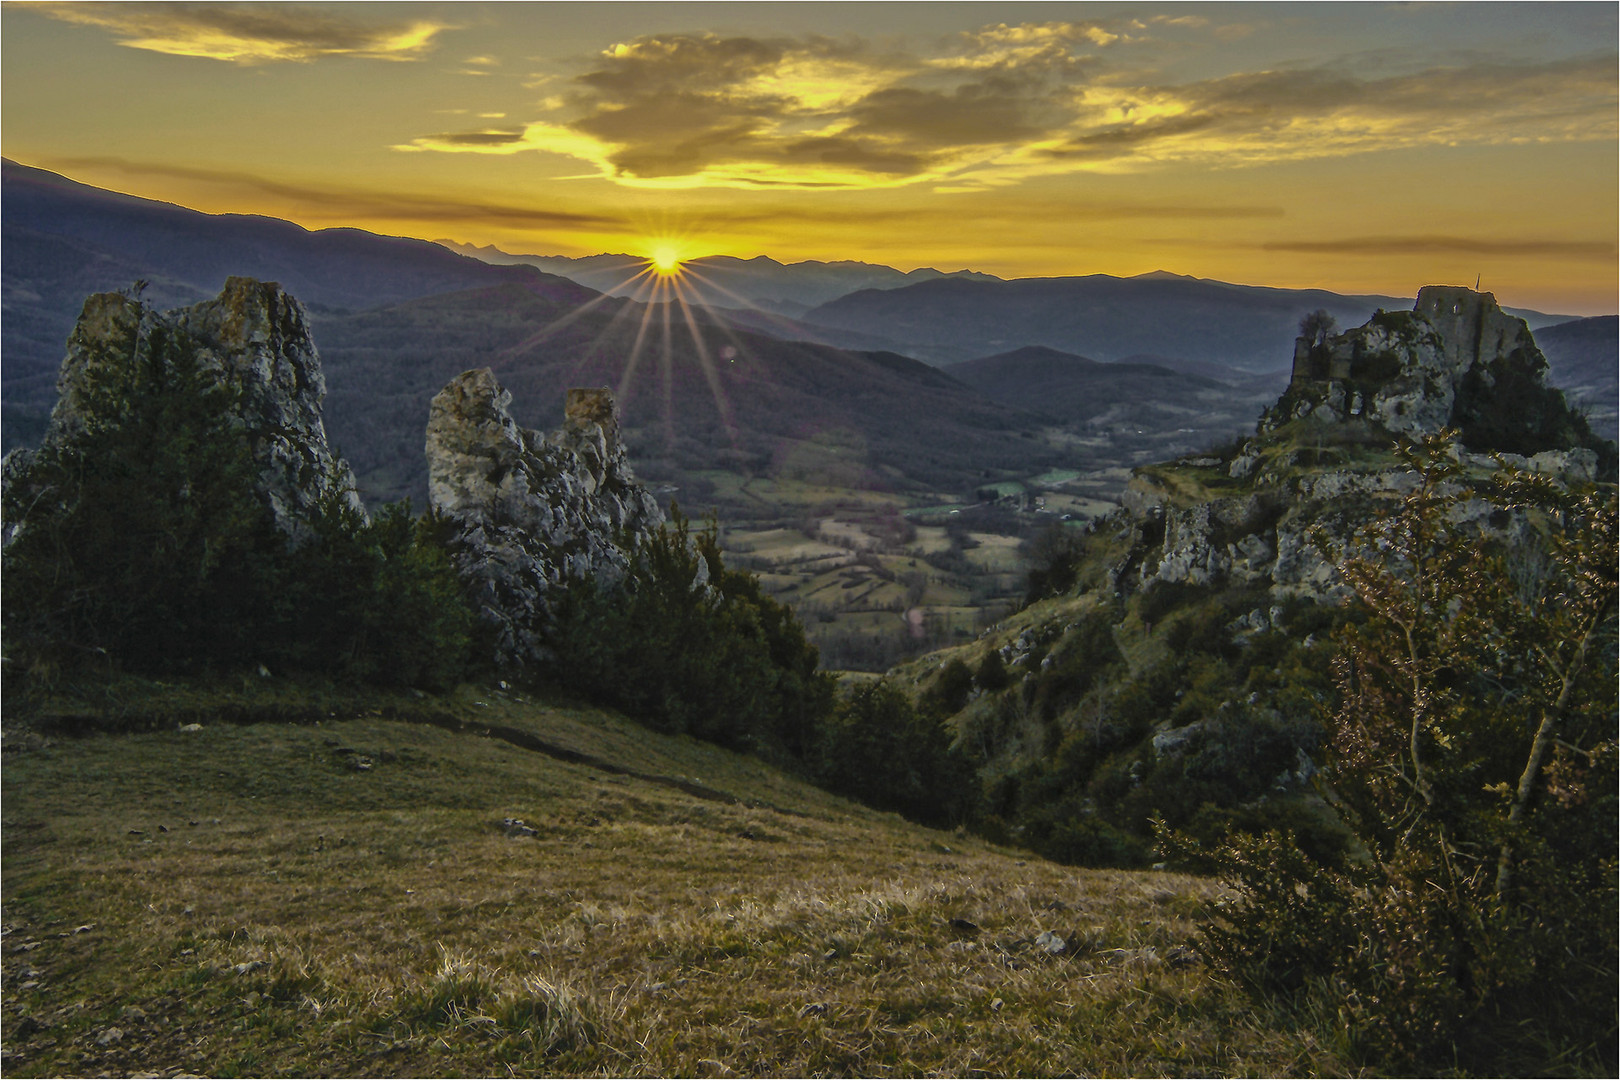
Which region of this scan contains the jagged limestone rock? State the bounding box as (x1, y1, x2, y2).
(1269, 286, 1595, 456)
(425, 370, 664, 670)
(2, 276, 363, 546)
(1121, 286, 1609, 602)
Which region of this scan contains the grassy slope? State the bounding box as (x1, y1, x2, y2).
(1, 686, 1347, 1078)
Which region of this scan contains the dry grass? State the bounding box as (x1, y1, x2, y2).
(2, 692, 1353, 1077)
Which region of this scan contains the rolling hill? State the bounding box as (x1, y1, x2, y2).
(0, 159, 567, 448)
(0, 682, 1340, 1077)
(798, 273, 1575, 368)
(947, 346, 1226, 419)
(1536, 315, 1619, 441)
(307, 283, 1062, 513)
(438, 242, 1000, 314)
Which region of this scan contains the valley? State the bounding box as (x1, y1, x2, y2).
(5, 0, 1618, 1071)
(7, 159, 1610, 675)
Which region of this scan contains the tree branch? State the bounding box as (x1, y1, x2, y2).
(1495, 594, 1613, 898)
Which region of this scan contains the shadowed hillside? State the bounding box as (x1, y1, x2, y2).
(800, 273, 1573, 368)
(310, 283, 1063, 511)
(0, 684, 1345, 1077)
(1537, 315, 1619, 440)
(0, 159, 568, 450)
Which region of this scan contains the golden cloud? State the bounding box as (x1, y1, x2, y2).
(20, 2, 450, 63)
(1262, 236, 1616, 260)
(1045, 53, 1618, 171)
(44, 156, 622, 230)
(399, 22, 1616, 192)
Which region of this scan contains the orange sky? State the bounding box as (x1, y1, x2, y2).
(4, 2, 1616, 314)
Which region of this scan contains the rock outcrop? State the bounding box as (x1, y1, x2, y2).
(1118, 286, 1612, 602)
(425, 370, 664, 670)
(1268, 286, 1600, 458)
(2, 277, 362, 545)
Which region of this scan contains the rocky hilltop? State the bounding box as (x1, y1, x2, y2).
(1122, 286, 1607, 602)
(425, 370, 665, 671)
(890, 286, 1614, 866)
(1268, 285, 1599, 455)
(3, 277, 364, 545)
(3, 278, 669, 681)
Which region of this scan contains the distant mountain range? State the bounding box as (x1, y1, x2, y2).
(794, 273, 1578, 369)
(447, 240, 1584, 379)
(0, 158, 570, 444)
(307, 283, 1060, 510)
(1536, 315, 1619, 441)
(4, 159, 1608, 482)
(435, 242, 1000, 315)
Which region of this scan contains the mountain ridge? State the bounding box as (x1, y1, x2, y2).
(798, 273, 1579, 368)
(436, 241, 1002, 312)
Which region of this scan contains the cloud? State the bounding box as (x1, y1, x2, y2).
(1262, 236, 1615, 259)
(416, 129, 528, 147)
(1049, 54, 1618, 166)
(44, 156, 622, 230)
(398, 20, 1616, 192)
(19, 2, 450, 64)
(401, 25, 1098, 188)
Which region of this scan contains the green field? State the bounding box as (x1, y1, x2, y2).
(1, 687, 1348, 1077)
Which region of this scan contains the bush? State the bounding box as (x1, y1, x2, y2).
(1177, 434, 1619, 1074)
(974, 649, 1010, 692)
(1022, 521, 1085, 604)
(813, 679, 978, 827)
(920, 658, 974, 715)
(546, 507, 834, 762)
(1, 322, 473, 690)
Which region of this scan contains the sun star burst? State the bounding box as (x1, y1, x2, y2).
(650, 245, 683, 275)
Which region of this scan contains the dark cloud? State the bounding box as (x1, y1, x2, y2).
(1263, 236, 1615, 259)
(1044, 114, 1221, 158)
(576, 33, 792, 96)
(422, 129, 529, 147)
(21, 2, 450, 63)
(846, 82, 1057, 146)
(549, 29, 1089, 182)
(46, 157, 622, 230)
(777, 135, 934, 176)
(399, 22, 1614, 189)
(1053, 53, 1617, 163)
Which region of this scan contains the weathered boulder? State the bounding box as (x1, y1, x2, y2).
(2, 277, 363, 545)
(1115, 286, 1612, 601)
(1269, 286, 1599, 458)
(425, 370, 664, 670)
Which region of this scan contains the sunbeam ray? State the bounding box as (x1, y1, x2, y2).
(672, 287, 740, 448)
(497, 266, 658, 361)
(676, 263, 820, 344)
(615, 286, 660, 405)
(657, 276, 675, 453)
(674, 265, 776, 364)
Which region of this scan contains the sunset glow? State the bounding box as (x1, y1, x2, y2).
(2, 3, 1614, 313)
(649, 246, 683, 275)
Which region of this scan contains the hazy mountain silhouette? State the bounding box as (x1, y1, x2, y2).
(1, 159, 569, 446)
(799, 274, 1575, 369)
(439, 242, 1000, 312)
(6, 160, 1602, 479)
(1113, 353, 1290, 391)
(1536, 315, 1618, 440)
(947, 346, 1219, 418)
(306, 283, 1061, 511)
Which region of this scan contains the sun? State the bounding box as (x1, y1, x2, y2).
(649, 245, 683, 275)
